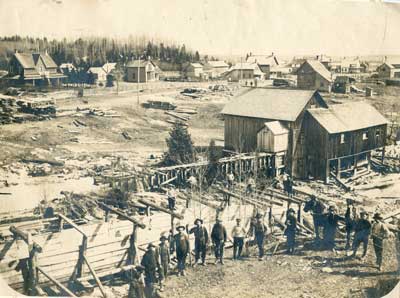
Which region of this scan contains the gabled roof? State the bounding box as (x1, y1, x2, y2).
(206, 61, 229, 68)
(126, 60, 155, 68)
(246, 55, 279, 66)
(263, 121, 289, 135)
(102, 62, 116, 73)
(383, 58, 400, 69)
(221, 88, 319, 122)
(308, 101, 389, 134)
(190, 63, 203, 68)
(299, 60, 332, 82)
(228, 62, 264, 76)
(14, 52, 58, 69)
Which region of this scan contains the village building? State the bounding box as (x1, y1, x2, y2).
(7, 51, 66, 86)
(183, 63, 204, 80)
(246, 54, 279, 79)
(203, 61, 229, 78)
(223, 62, 264, 83)
(304, 101, 388, 182)
(331, 76, 356, 94)
(360, 61, 382, 73)
(87, 67, 107, 85)
(59, 63, 77, 74)
(125, 60, 160, 83)
(329, 57, 362, 74)
(221, 88, 328, 177)
(377, 59, 400, 79)
(296, 60, 332, 92)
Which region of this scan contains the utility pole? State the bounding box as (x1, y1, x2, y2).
(137, 54, 140, 107)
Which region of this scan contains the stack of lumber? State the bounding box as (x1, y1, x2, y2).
(165, 111, 191, 126)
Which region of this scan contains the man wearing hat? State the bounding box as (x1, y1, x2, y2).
(189, 218, 209, 266)
(351, 210, 372, 259)
(158, 234, 170, 290)
(251, 213, 268, 260)
(323, 205, 345, 251)
(140, 243, 160, 298)
(211, 218, 227, 264)
(371, 213, 391, 271)
(285, 208, 297, 254)
(344, 198, 358, 250)
(167, 185, 176, 211)
(231, 218, 247, 260)
(174, 225, 190, 276)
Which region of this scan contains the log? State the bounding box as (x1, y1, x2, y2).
(56, 214, 87, 237)
(21, 158, 64, 167)
(160, 175, 177, 186)
(37, 266, 77, 297)
(137, 197, 184, 220)
(83, 255, 107, 298)
(97, 202, 146, 229)
(9, 226, 42, 252)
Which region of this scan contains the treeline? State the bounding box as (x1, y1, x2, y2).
(0, 35, 202, 71)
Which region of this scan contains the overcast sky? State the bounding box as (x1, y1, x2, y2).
(0, 0, 399, 56)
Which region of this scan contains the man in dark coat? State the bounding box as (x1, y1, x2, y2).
(211, 218, 227, 265)
(303, 195, 326, 243)
(251, 213, 268, 260)
(351, 211, 372, 260)
(323, 206, 345, 251)
(140, 243, 160, 298)
(285, 208, 297, 254)
(174, 225, 190, 276)
(345, 199, 357, 250)
(158, 235, 170, 291)
(371, 213, 391, 271)
(189, 218, 209, 266)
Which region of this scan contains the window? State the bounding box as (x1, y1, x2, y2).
(362, 131, 368, 140)
(340, 133, 345, 144)
(132, 73, 136, 80)
(376, 130, 381, 139)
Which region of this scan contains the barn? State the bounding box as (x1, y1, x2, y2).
(220, 88, 328, 177)
(303, 101, 388, 182)
(296, 60, 332, 92)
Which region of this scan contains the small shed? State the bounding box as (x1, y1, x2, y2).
(257, 121, 289, 153)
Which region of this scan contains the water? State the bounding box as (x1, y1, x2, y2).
(0, 176, 99, 213)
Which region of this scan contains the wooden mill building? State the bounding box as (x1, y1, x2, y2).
(221, 88, 388, 181)
(296, 60, 332, 92)
(304, 101, 388, 182)
(221, 88, 328, 177)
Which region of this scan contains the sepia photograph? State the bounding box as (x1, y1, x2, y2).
(0, 0, 400, 297)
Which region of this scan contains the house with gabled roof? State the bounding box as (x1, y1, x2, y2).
(304, 101, 388, 182)
(125, 60, 160, 83)
(246, 54, 279, 79)
(377, 58, 400, 79)
(223, 62, 264, 82)
(203, 61, 229, 78)
(296, 60, 332, 92)
(7, 51, 66, 86)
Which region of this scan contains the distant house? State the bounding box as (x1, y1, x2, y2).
(203, 61, 229, 78)
(296, 60, 332, 92)
(184, 63, 204, 79)
(7, 51, 66, 86)
(304, 102, 388, 181)
(223, 62, 264, 82)
(330, 57, 362, 74)
(102, 62, 116, 74)
(360, 61, 382, 73)
(59, 63, 77, 74)
(87, 67, 107, 85)
(377, 59, 400, 79)
(246, 54, 279, 79)
(126, 60, 160, 83)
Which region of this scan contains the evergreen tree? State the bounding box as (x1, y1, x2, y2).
(205, 139, 221, 185)
(162, 123, 194, 166)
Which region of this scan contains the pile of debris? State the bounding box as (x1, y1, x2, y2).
(165, 108, 197, 126)
(142, 100, 177, 110)
(0, 96, 18, 124)
(180, 87, 209, 99)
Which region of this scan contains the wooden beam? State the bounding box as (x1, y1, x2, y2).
(37, 266, 77, 297)
(83, 255, 107, 298)
(98, 202, 146, 229)
(160, 175, 177, 186)
(9, 226, 42, 252)
(137, 197, 184, 219)
(78, 264, 137, 282)
(56, 214, 88, 237)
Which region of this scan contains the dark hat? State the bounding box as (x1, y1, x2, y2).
(288, 208, 296, 214)
(310, 195, 316, 200)
(176, 225, 186, 231)
(328, 205, 336, 211)
(373, 213, 383, 220)
(160, 235, 168, 241)
(194, 218, 203, 224)
(346, 198, 354, 205)
(236, 218, 241, 222)
(135, 265, 145, 272)
(360, 210, 368, 216)
(147, 243, 156, 249)
(255, 213, 263, 219)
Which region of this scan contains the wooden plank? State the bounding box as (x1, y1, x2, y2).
(97, 203, 146, 229)
(56, 214, 87, 237)
(137, 197, 184, 219)
(37, 266, 77, 297)
(83, 255, 107, 298)
(9, 226, 42, 253)
(77, 264, 136, 282)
